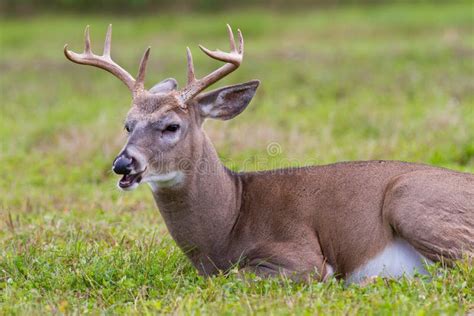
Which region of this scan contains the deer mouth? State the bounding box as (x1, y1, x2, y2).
(119, 170, 145, 190)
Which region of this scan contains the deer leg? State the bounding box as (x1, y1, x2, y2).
(239, 241, 331, 282)
(382, 170, 474, 264)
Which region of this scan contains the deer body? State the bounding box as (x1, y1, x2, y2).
(65, 25, 474, 283)
(151, 126, 473, 280)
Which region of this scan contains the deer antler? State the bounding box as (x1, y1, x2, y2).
(64, 24, 150, 96)
(180, 24, 244, 105)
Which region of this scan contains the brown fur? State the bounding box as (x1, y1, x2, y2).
(147, 104, 473, 280)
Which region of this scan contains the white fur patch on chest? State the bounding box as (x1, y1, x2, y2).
(346, 238, 431, 284)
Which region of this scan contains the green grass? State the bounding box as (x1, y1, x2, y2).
(1, 3, 473, 314)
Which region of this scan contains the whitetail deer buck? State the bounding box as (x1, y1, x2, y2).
(65, 25, 473, 283)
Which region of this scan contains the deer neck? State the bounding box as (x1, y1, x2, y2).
(149, 132, 241, 271)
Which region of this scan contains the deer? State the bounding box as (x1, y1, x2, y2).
(64, 24, 474, 283)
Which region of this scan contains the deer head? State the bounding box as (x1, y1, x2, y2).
(65, 24, 259, 191)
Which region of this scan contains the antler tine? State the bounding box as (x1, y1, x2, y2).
(186, 47, 196, 85)
(227, 24, 236, 52)
(84, 25, 92, 54)
(134, 47, 151, 94)
(237, 28, 244, 54)
(103, 24, 112, 57)
(64, 25, 140, 94)
(180, 24, 244, 103)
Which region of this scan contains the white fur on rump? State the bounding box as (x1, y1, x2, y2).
(346, 238, 431, 284)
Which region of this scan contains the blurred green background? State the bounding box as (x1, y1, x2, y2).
(1, 0, 464, 14)
(1, 1, 473, 314)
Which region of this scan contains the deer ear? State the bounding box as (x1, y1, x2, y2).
(195, 80, 259, 120)
(150, 78, 178, 94)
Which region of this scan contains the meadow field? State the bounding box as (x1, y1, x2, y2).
(1, 2, 473, 314)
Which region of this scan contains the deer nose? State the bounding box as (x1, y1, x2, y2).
(112, 155, 134, 175)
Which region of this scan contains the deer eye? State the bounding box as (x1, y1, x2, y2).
(124, 124, 131, 133)
(165, 124, 180, 133)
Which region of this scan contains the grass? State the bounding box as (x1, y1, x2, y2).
(1, 2, 473, 314)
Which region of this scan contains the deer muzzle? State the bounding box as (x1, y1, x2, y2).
(113, 153, 145, 190)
